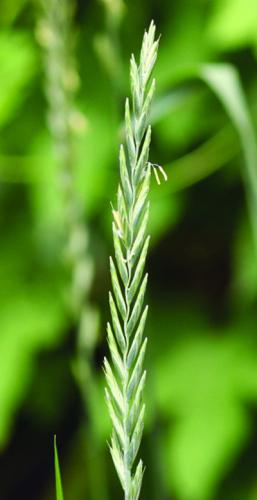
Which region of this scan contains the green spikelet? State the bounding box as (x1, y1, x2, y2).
(105, 21, 159, 500)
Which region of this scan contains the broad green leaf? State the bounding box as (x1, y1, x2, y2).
(54, 436, 64, 500)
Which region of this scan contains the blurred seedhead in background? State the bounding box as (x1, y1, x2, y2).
(37, 0, 99, 413)
(37, 1, 110, 498)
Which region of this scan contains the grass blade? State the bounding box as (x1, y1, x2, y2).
(54, 436, 64, 500)
(199, 64, 257, 251)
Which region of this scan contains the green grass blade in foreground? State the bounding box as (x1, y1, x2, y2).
(105, 21, 159, 500)
(54, 436, 64, 500)
(199, 64, 257, 251)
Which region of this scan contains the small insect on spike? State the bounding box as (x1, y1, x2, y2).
(149, 162, 168, 185)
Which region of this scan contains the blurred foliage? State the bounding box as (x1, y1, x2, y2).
(0, 31, 37, 127)
(1, 0, 257, 499)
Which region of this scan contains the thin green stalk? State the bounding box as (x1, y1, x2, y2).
(104, 21, 159, 500)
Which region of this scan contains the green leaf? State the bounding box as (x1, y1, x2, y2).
(165, 406, 248, 500)
(155, 334, 238, 498)
(0, 285, 65, 447)
(199, 64, 257, 251)
(54, 436, 64, 500)
(207, 0, 257, 50)
(151, 305, 257, 500)
(155, 3, 210, 90)
(154, 88, 208, 153)
(75, 98, 118, 218)
(153, 64, 257, 241)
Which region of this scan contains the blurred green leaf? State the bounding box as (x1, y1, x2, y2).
(0, 283, 66, 447)
(54, 436, 65, 500)
(199, 64, 257, 250)
(165, 406, 247, 500)
(156, 3, 210, 90)
(28, 132, 63, 234)
(154, 88, 210, 152)
(0, 0, 27, 26)
(152, 309, 257, 500)
(207, 0, 257, 50)
(76, 101, 118, 216)
(0, 31, 37, 128)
